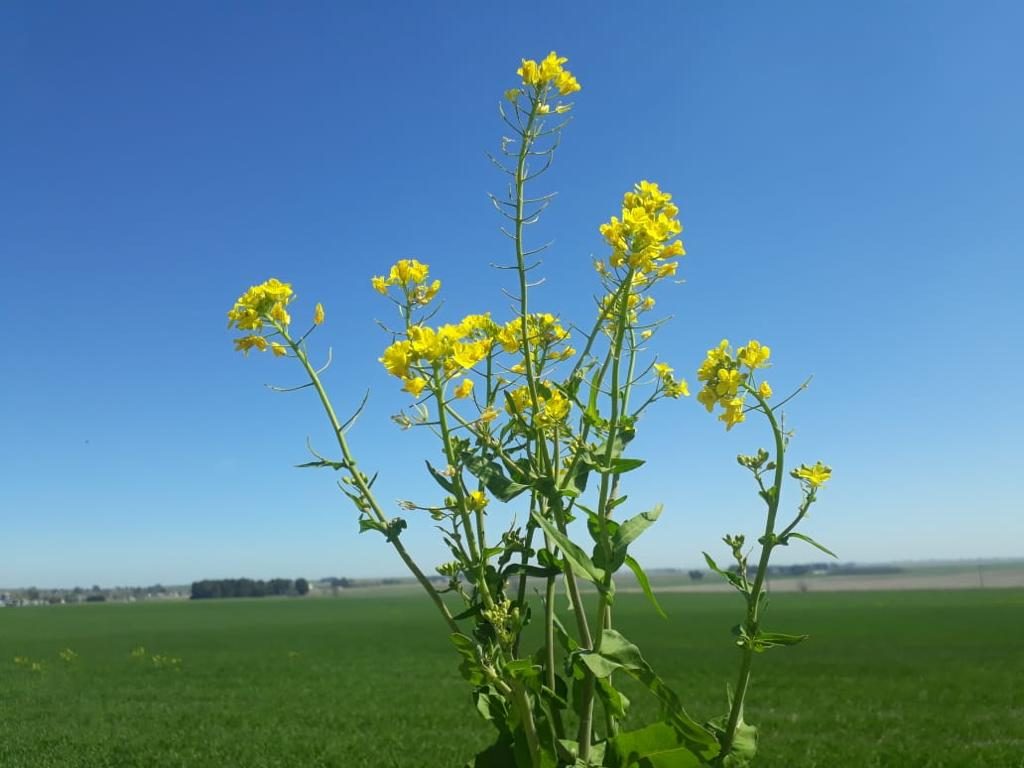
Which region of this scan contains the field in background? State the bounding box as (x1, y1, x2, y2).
(2, 589, 1022, 767)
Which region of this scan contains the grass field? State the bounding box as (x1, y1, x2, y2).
(2, 589, 1022, 767)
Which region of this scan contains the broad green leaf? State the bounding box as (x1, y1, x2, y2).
(596, 675, 631, 719)
(583, 630, 719, 757)
(607, 457, 646, 474)
(531, 511, 607, 588)
(613, 505, 663, 553)
(504, 658, 542, 679)
(607, 721, 707, 768)
(463, 453, 530, 502)
(465, 738, 517, 768)
(450, 633, 485, 685)
(624, 554, 667, 619)
(784, 531, 837, 558)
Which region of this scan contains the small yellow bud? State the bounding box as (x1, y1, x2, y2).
(313, 303, 325, 325)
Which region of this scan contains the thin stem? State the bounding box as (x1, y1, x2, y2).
(284, 329, 458, 634)
(719, 393, 785, 759)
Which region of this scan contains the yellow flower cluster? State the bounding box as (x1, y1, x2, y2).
(653, 362, 690, 399)
(504, 384, 572, 429)
(695, 339, 773, 430)
(228, 278, 294, 331)
(371, 259, 441, 306)
(379, 314, 495, 396)
(228, 278, 310, 358)
(598, 181, 684, 277)
(497, 313, 574, 363)
(517, 51, 581, 95)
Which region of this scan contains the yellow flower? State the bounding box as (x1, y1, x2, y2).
(402, 377, 427, 397)
(388, 259, 430, 285)
(371, 275, 388, 295)
(737, 340, 771, 369)
(719, 397, 746, 431)
(516, 51, 581, 94)
(715, 368, 744, 397)
(653, 362, 674, 379)
(466, 490, 489, 512)
(270, 302, 291, 326)
(380, 341, 413, 378)
(793, 462, 832, 488)
(665, 378, 690, 399)
(271, 342, 287, 358)
(697, 386, 717, 413)
(505, 386, 532, 415)
(228, 278, 295, 332)
(453, 379, 474, 399)
(479, 407, 499, 424)
(233, 335, 269, 355)
(313, 303, 325, 325)
(598, 182, 684, 276)
(640, 330, 653, 340)
(505, 88, 520, 103)
(758, 380, 773, 399)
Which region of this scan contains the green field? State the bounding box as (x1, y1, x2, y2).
(2, 589, 1022, 767)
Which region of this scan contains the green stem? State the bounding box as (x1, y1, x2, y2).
(285, 332, 458, 634)
(719, 393, 785, 759)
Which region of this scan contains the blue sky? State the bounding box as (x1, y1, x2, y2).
(2, 2, 1021, 588)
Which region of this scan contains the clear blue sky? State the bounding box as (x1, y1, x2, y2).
(3, 2, 1021, 588)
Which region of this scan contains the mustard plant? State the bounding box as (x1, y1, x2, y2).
(227, 51, 833, 768)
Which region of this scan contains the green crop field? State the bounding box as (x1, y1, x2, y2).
(2, 589, 1022, 767)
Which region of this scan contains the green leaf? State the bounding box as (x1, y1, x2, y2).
(596, 675, 631, 719)
(424, 460, 456, 494)
(465, 738, 517, 768)
(504, 658, 542, 680)
(501, 563, 561, 580)
(613, 505, 663, 553)
(358, 518, 386, 536)
(530, 511, 607, 589)
(463, 453, 530, 502)
(702, 552, 747, 594)
(754, 631, 809, 651)
(450, 633, 485, 685)
(784, 532, 837, 558)
(582, 630, 719, 758)
(624, 555, 667, 619)
(607, 721, 707, 768)
(607, 457, 645, 474)
(295, 458, 346, 470)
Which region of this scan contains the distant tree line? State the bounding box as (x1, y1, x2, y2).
(727, 562, 904, 578)
(190, 577, 310, 600)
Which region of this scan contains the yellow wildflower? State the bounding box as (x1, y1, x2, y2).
(793, 462, 832, 488)
(758, 381, 773, 399)
(402, 377, 427, 397)
(313, 303, 325, 325)
(371, 275, 388, 295)
(234, 335, 269, 355)
(380, 341, 413, 378)
(738, 340, 771, 369)
(453, 379, 474, 399)
(466, 490, 489, 512)
(719, 397, 746, 431)
(517, 51, 581, 94)
(697, 386, 717, 412)
(479, 407, 499, 424)
(715, 368, 744, 398)
(271, 342, 287, 358)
